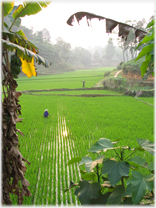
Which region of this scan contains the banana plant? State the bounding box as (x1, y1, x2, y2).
(2, 2, 51, 205)
(135, 19, 155, 80)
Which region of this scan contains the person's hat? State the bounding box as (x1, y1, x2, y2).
(45, 109, 48, 111)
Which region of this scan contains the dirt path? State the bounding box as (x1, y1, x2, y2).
(114, 70, 122, 77)
(94, 70, 122, 87)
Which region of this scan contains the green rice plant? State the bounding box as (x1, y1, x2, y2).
(16, 67, 114, 91)
(137, 97, 154, 105)
(15, 93, 153, 206)
(32, 89, 121, 96)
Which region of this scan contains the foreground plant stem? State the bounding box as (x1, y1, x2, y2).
(124, 147, 140, 161)
(121, 176, 125, 191)
(96, 164, 100, 184)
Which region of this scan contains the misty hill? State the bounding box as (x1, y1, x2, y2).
(17, 25, 125, 76)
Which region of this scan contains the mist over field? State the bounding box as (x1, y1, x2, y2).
(2, 1, 154, 206)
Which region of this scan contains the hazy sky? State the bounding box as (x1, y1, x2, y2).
(17, 0, 155, 49)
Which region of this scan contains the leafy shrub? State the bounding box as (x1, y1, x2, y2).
(117, 62, 124, 70)
(122, 57, 145, 74)
(135, 19, 154, 80)
(104, 71, 110, 77)
(66, 138, 154, 205)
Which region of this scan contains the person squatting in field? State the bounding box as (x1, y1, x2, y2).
(43, 109, 49, 117)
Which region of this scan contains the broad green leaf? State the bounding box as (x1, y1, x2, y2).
(88, 138, 113, 153)
(127, 156, 146, 168)
(148, 162, 154, 170)
(67, 156, 81, 165)
(2, 30, 16, 42)
(13, 2, 51, 18)
(89, 192, 111, 205)
(8, 5, 21, 27)
(122, 197, 133, 205)
(107, 185, 124, 204)
(79, 156, 93, 166)
(123, 184, 132, 198)
(102, 159, 129, 186)
(8, 2, 51, 30)
(135, 43, 154, 61)
(137, 139, 154, 155)
(146, 54, 152, 61)
(140, 60, 151, 77)
(141, 33, 154, 44)
(79, 155, 104, 173)
(141, 162, 149, 169)
(20, 57, 37, 78)
(3, 2, 14, 17)
(143, 69, 153, 81)
(127, 171, 154, 204)
(136, 33, 154, 49)
(2, 39, 49, 67)
(146, 19, 155, 28)
(74, 180, 101, 204)
(3, 22, 9, 30)
(149, 48, 154, 55)
(85, 155, 104, 173)
(16, 30, 26, 37)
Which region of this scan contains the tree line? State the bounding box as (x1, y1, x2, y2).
(4, 14, 153, 76)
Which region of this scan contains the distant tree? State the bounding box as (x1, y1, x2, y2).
(56, 37, 71, 62)
(42, 28, 51, 42)
(104, 38, 116, 61)
(68, 47, 92, 67)
(117, 19, 148, 62)
(93, 50, 101, 62)
(35, 30, 43, 43)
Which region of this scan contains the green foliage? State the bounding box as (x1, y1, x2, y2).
(135, 19, 154, 79)
(3, 2, 14, 17)
(104, 71, 110, 77)
(127, 171, 154, 204)
(12, 90, 153, 205)
(102, 160, 129, 185)
(65, 138, 154, 205)
(122, 57, 145, 74)
(137, 139, 154, 155)
(88, 138, 113, 153)
(2, 2, 50, 72)
(117, 61, 124, 70)
(74, 180, 101, 204)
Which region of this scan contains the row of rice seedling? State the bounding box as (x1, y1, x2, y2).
(53, 95, 154, 164)
(32, 89, 121, 95)
(12, 92, 153, 205)
(16, 67, 114, 91)
(13, 95, 81, 205)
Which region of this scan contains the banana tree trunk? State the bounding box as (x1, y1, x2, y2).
(2, 49, 31, 205)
